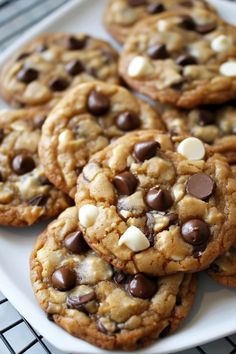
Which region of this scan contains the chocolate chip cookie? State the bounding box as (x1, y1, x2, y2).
(39, 81, 166, 198)
(0, 109, 71, 226)
(0, 33, 119, 108)
(30, 206, 197, 350)
(104, 0, 216, 44)
(163, 104, 236, 164)
(119, 9, 236, 108)
(75, 130, 236, 276)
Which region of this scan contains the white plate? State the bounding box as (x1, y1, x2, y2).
(0, 0, 236, 353)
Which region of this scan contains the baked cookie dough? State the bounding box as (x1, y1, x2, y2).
(30, 206, 197, 350)
(119, 9, 236, 108)
(0, 109, 71, 226)
(75, 130, 236, 276)
(104, 0, 216, 44)
(163, 104, 236, 164)
(0, 33, 119, 108)
(39, 81, 165, 198)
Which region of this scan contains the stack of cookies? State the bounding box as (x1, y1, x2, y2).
(0, 0, 236, 351)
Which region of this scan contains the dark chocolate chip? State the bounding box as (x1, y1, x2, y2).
(186, 173, 215, 200)
(12, 154, 35, 175)
(17, 67, 39, 84)
(197, 109, 215, 126)
(34, 114, 46, 129)
(128, 0, 146, 6)
(134, 140, 160, 161)
(66, 60, 84, 76)
(128, 273, 157, 299)
(179, 0, 193, 7)
(147, 44, 169, 60)
(166, 212, 178, 225)
(145, 212, 156, 246)
(181, 219, 210, 246)
(116, 112, 140, 131)
(49, 77, 70, 91)
(0, 129, 4, 144)
(86, 67, 98, 78)
(28, 195, 48, 206)
(171, 80, 185, 90)
(51, 266, 76, 291)
(176, 54, 197, 66)
(64, 231, 90, 254)
(75, 167, 81, 176)
(0, 172, 4, 182)
(47, 314, 54, 322)
(113, 271, 127, 284)
(67, 36, 87, 50)
(97, 320, 108, 334)
(17, 52, 30, 61)
(147, 3, 165, 14)
(113, 171, 138, 195)
(35, 44, 48, 53)
(180, 16, 196, 31)
(159, 324, 171, 338)
(87, 91, 110, 116)
(196, 22, 216, 34)
(67, 291, 95, 310)
(145, 187, 173, 211)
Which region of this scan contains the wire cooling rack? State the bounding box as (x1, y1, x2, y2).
(1, 0, 236, 353)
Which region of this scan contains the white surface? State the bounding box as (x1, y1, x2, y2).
(0, 0, 236, 353)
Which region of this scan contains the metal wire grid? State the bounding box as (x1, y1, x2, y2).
(0, 0, 236, 353)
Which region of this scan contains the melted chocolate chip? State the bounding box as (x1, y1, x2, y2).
(171, 80, 185, 90)
(0, 172, 4, 182)
(134, 140, 160, 161)
(196, 22, 216, 34)
(147, 3, 165, 14)
(116, 112, 140, 131)
(34, 114, 46, 129)
(197, 109, 215, 126)
(67, 36, 87, 50)
(97, 320, 108, 334)
(87, 91, 110, 116)
(12, 154, 35, 175)
(64, 231, 90, 254)
(47, 314, 54, 322)
(113, 171, 138, 195)
(17, 52, 30, 61)
(49, 77, 70, 91)
(128, 0, 146, 6)
(145, 187, 173, 211)
(186, 173, 215, 200)
(51, 267, 76, 291)
(176, 54, 197, 66)
(41, 176, 52, 186)
(179, 0, 193, 7)
(181, 219, 210, 246)
(66, 60, 84, 76)
(128, 274, 157, 299)
(147, 44, 169, 60)
(0, 129, 4, 144)
(17, 67, 39, 83)
(176, 294, 182, 306)
(28, 195, 48, 206)
(113, 271, 127, 284)
(180, 16, 196, 31)
(145, 212, 156, 246)
(67, 291, 95, 310)
(166, 212, 178, 225)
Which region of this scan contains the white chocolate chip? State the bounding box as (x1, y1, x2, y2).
(79, 204, 98, 228)
(220, 61, 236, 77)
(211, 35, 233, 52)
(118, 226, 150, 252)
(156, 18, 180, 32)
(41, 50, 56, 62)
(128, 56, 153, 78)
(177, 137, 205, 160)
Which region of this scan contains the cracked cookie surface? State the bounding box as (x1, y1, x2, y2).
(0, 109, 71, 226)
(39, 81, 165, 198)
(104, 0, 216, 44)
(163, 104, 236, 164)
(119, 9, 236, 108)
(75, 130, 236, 276)
(0, 33, 119, 108)
(30, 206, 197, 351)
